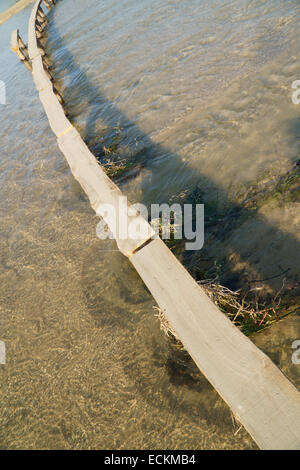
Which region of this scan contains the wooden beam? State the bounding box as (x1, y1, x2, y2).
(131, 238, 300, 449)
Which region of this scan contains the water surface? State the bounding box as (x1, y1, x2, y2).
(0, 0, 299, 449)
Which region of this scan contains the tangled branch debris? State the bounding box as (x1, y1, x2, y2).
(155, 279, 283, 343)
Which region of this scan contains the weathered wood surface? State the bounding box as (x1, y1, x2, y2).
(18, 0, 300, 450)
(57, 127, 154, 256)
(28, 1, 155, 257)
(131, 238, 300, 449)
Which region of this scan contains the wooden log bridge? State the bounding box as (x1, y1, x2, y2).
(11, 0, 300, 450)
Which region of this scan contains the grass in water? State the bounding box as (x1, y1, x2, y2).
(154, 278, 284, 345)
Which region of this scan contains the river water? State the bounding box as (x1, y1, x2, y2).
(0, 0, 299, 449)
(0, 0, 18, 15)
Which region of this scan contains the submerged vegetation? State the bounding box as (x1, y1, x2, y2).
(87, 122, 146, 181)
(198, 279, 284, 335)
(153, 161, 300, 338)
(92, 127, 299, 336)
(240, 159, 300, 210)
(155, 277, 285, 341)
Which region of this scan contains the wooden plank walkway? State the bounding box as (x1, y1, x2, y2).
(11, 0, 300, 449)
(131, 239, 300, 449)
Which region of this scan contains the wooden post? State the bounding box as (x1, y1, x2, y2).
(36, 38, 45, 56)
(10, 29, 32, 72)
(38, 6, 46, 18)
(36, 28, 43, 39)
(16, 48, 32, 72)
(42, 55, 51, 68)
(17, 35, 26, 50)
(36, 22, 43, 33)
(37, 16, 48, 28)
(43, 0, 52, 9)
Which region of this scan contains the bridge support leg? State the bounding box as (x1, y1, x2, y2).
(11, 30, 32, 72)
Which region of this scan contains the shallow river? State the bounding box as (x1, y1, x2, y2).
(0, 0, 299, 449)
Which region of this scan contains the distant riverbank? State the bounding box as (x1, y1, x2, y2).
(0, 0, 35, 25)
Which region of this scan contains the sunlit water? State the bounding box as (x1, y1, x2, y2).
(0, 0, 299, 449)
(0, 0, 18, 15)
